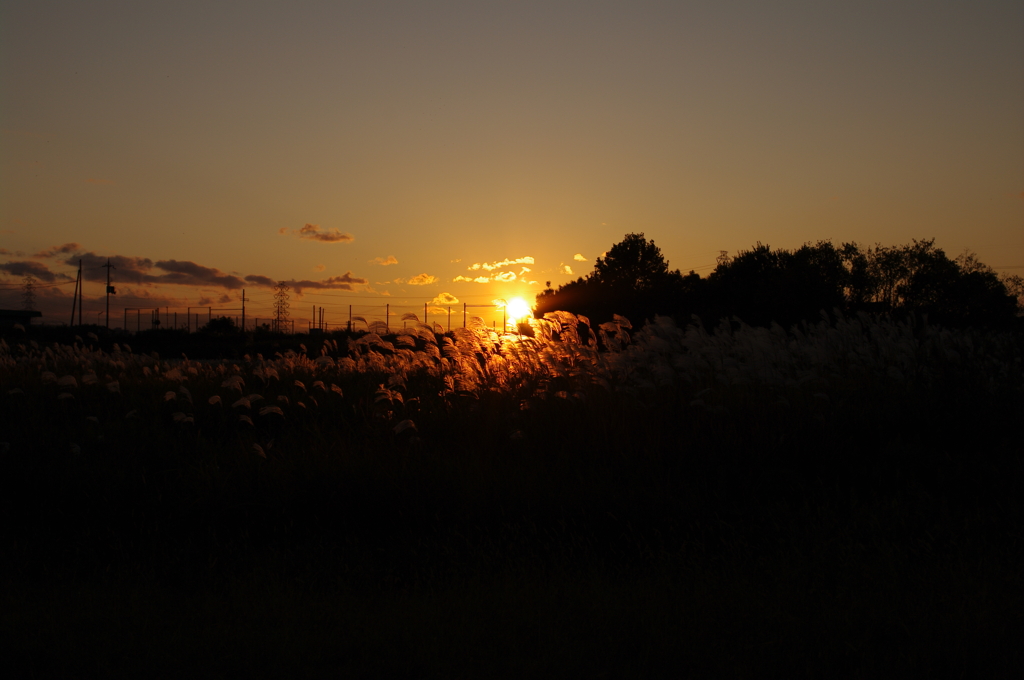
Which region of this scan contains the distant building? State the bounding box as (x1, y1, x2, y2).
(0, 309, 43, 327)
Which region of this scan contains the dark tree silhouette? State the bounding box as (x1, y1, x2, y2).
(201, 316, 239, 335)
(591, 233, 676, 293)
(703, 238, 1018, 328)
(535, 233, 686, 325)
(538, 234, 1019, 331)
(704, 241, 851, 327)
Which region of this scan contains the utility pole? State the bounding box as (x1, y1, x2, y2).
(70, 261, 81, 326)
(103, 258, 116, 328)
(240, 288, 249, 332)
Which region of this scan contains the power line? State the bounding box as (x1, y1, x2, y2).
(0, 279, 77, 289)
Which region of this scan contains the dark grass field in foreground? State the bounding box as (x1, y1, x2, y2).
(2, 318, 1022, 678)
(5, 399, 1022, 678)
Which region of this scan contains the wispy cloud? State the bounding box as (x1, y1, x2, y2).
(33, 248, 372, 301)
(245, 274, 276, 288)
(573, 253, 588, 262)
(286, 272, 368, 295)
(62, 252, 277, 291)
(468, 256, 534, 272)
(432, 292, 459, 305)
(394, 273, 438, 286)
(369, 255, 398, 266)
(0, 260, 71, 283)
(453, 272, 521, 284)
(559, 264, 574, 275)
(33, 243, 82, 259)
(279, 223, 354, 243)
(314, 264, 325, 272)
(154, 260, 248, 289)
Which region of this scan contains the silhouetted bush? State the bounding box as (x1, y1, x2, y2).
(537, 235, 1020, 330)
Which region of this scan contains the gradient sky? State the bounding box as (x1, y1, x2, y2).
(3, 0, 1022, 328)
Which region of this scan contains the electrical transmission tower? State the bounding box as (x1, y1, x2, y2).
(22, 274, 36, 311)
(273, 281, 291, 332)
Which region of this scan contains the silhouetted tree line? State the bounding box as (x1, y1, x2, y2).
(535, 233, 1023, 329)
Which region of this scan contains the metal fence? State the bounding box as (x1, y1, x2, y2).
(307, 303, 512, 334)
(111, 302, 515, 334)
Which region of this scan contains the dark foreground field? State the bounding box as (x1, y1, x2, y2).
(2, 318, 1022, 678)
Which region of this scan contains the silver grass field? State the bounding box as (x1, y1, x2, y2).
(2, 312, 1022, 679)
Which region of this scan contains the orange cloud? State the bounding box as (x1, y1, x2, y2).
(369, 255, 398, 266)
(432, 292, 459, 305)
(573, 253, 587, 262)
(468, 256, 535, 271)
(403, 273, 438, 286)
(314, 264, 325, 272)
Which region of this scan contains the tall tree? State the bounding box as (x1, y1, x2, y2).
(535, 233, 686, 325)
(591, 233, 676, 293)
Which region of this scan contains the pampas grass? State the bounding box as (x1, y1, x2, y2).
(1, 311, 1022, 677)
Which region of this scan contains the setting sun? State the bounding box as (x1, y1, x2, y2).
(505, 297, 533, 324)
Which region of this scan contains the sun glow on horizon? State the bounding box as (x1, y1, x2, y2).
(505, 297, 532, 325)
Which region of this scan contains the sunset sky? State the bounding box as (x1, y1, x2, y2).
(2, 0, 1022, 329)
